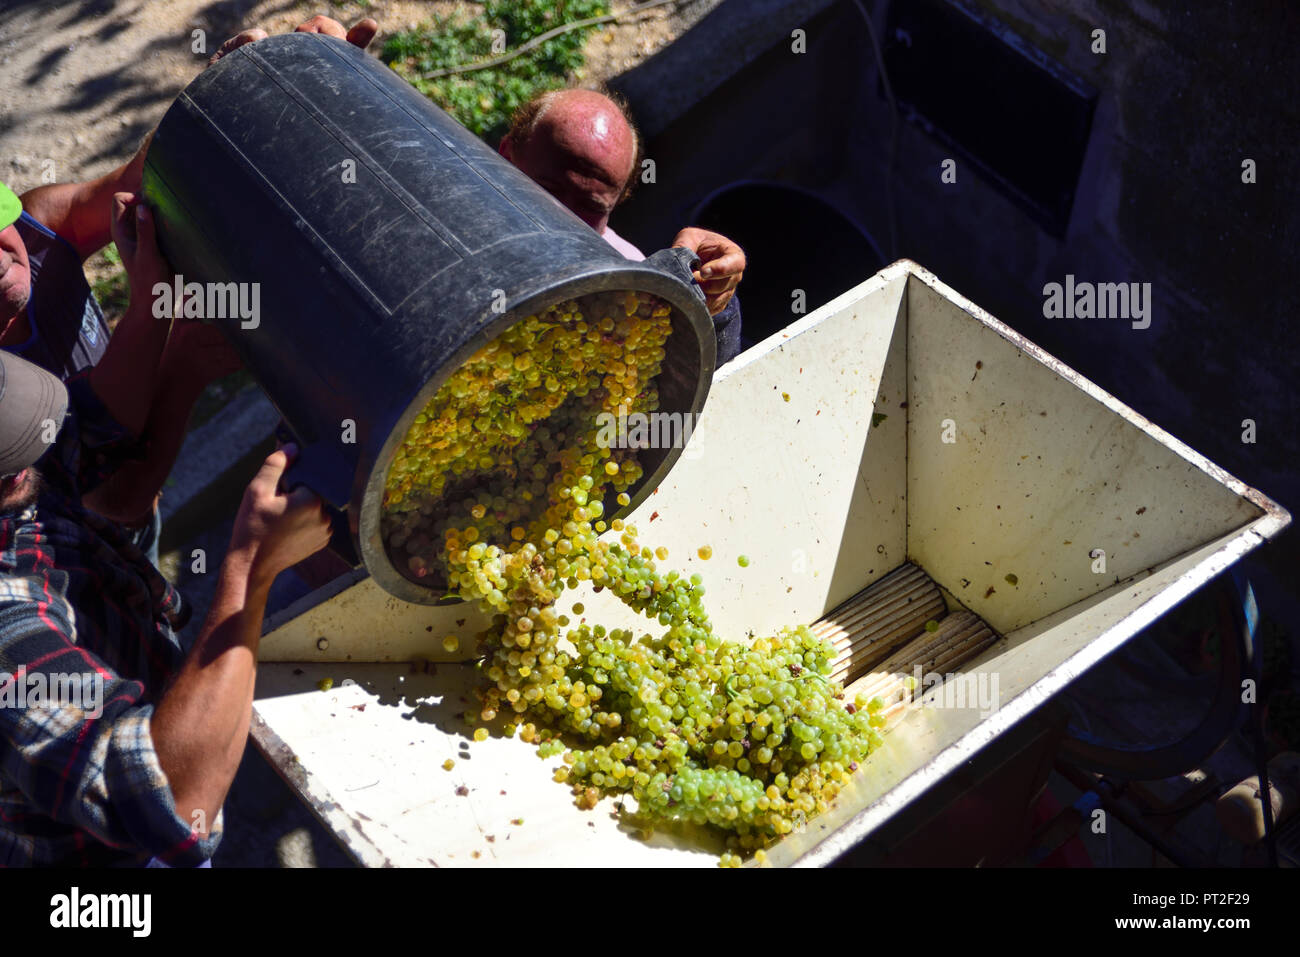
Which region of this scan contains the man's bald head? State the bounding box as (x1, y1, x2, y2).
(499, 88, 640, 233)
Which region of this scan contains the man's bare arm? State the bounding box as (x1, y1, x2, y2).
(150, 447, 330, 835)
(17, 135, 150, 262)
(84, 312, 242, 525)
(81, 364, 207, 526)
(84, 194, 171, 439)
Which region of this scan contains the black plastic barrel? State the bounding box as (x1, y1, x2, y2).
(143, 34, 715, 603)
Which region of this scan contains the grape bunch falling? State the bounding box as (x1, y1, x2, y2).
(382, 289, 886, 865)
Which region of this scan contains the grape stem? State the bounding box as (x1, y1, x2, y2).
(722, 674, 739, 701)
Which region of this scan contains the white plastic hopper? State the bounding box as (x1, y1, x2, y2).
(250, 260, 1289, 867)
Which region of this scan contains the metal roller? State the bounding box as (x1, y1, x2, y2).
(812, 563, 946, 684)
(844, 610, 1000, 720)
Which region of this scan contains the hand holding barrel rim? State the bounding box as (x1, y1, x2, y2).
(671, 227, 746, 315)
(108, 191, 169, 297)
(230, 443, 333, 594)
(209, 14, 379, 66)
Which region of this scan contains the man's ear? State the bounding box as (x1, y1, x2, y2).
(498, 135, 514, 162)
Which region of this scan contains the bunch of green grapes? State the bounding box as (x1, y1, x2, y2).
(382, 289, 669, 583)
(445, 497, 885, 856)
(382, 288, 884, 864)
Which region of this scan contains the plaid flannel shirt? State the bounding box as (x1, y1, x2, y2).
(0, 374, 221, 866)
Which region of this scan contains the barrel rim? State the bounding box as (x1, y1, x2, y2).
(354, 257, 717, 604)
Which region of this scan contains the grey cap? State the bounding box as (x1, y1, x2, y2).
(0, 350, 68, 475)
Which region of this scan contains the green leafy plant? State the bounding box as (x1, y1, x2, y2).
(382, 0, 609, 143)
(88, 243, 129, 328)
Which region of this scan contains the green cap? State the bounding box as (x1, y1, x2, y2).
(0, 182, 20, 231)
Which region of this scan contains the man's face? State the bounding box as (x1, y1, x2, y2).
(510, 136, 625, 232)
(501, 100, 635, 234)
(0, 468, 41, 513)
(0, 224, 31, 329)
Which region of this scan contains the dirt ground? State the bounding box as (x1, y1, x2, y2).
(0, 0, 720, 286)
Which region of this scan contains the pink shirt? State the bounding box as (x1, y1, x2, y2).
(601, 225, 646, 261)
